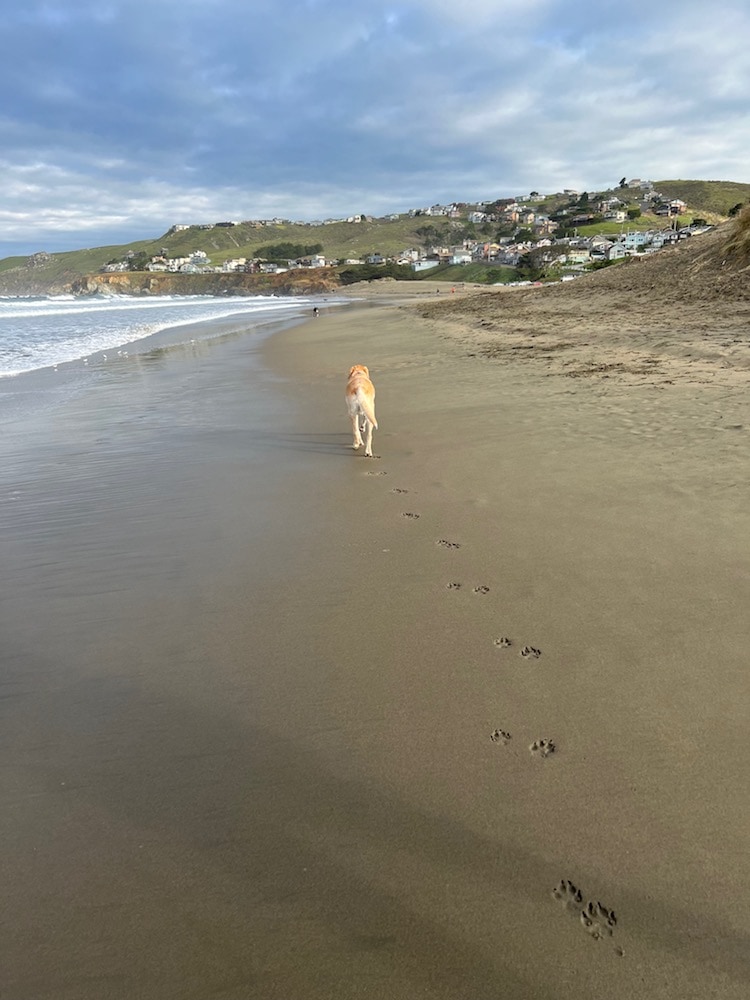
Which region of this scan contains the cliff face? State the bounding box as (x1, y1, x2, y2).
(69, 268, 341, 297)
(0, 266, 341, 297)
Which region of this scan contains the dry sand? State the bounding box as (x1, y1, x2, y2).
(1, 288, 749, 999)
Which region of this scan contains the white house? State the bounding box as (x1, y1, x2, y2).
(606, 244, 627, 260)
(221, 258, 247, 271)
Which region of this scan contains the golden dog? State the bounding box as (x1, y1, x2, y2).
(345, 364, 378, 457)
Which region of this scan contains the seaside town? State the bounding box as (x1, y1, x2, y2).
(100, 178, 715, 280)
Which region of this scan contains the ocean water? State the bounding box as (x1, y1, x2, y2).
(0, 292, 330, 377)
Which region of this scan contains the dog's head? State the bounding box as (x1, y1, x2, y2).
(348, 364, 370, 379)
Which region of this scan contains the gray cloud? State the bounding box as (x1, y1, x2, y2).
(2, 0, 749, 255)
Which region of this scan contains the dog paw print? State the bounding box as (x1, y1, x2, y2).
(365, 470, 387, 476)
(529, 738, 556, 758)
(494, 636, 512, 648)
(552, 880, 620, 951)
(579, 901, 617, 941)
(436, 539, 461, 549)
(402, 512, 420, 519)
(490, 729, 511, 745)
(552, 879, 583, 910)
(446, 582, 462, 590)
(390, 488, 409, 494)
(520, 645, 541, 659)
(473, 585, 490, 595)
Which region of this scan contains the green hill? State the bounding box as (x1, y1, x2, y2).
(1, 179, 748, 295)
(0, 216, 442, 294)
(652, 179, 750, 216)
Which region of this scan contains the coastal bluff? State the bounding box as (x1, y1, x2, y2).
(69, 268, 340, 297)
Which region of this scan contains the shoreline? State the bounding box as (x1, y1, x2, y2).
(0, 295, 358, 429)
(1, 294, 748, 998)
(0, 291, 349, 385)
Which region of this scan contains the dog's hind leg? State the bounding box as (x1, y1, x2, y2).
(350, 410, 363, 449)
(363, 418, 374, 457)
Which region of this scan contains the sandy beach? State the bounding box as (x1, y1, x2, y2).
(1, 287, 749, 999)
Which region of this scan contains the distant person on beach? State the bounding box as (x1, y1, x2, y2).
(313, 306, 320, 317)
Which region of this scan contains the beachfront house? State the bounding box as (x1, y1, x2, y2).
(188, 250, 210, 267)
(398, 248, 422, 263)
(295, 253, 327, 268)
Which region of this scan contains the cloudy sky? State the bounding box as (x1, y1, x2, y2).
(2, 0, 749, 257)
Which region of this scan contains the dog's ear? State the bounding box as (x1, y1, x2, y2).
(361, 365, 369, 376)
(348, 366, 358, 378)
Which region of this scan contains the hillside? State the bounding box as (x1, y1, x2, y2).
(652, 179, 750, 216)
(0, 216, 437, 295)
(419, 212, 750, 384)
(0, 178, 747, 296)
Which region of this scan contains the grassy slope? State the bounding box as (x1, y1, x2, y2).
(1, 180, 748, 292)
(157, 215, 433, 262)
(0, 218, 434, 291)
(413, 263, 517, 283)
(569, 211, 696, 239)
(652, 179, 750, 215)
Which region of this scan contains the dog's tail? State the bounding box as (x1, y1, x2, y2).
(358, 390, 378, 429)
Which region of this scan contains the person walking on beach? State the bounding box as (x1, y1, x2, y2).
(313, 306, 320, 317)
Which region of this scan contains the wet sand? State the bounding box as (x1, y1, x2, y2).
(1, 295, 749, 999)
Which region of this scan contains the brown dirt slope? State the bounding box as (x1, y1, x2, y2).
(416, 219, 750, 385)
